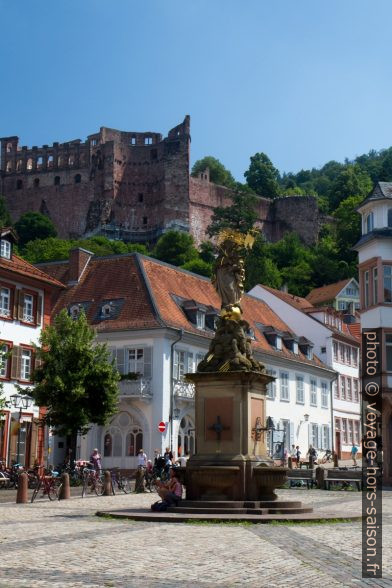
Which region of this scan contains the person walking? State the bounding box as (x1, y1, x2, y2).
(90, 449, 102, 473)
(295, 445, 301, 468)
(351, 443, 359, 466)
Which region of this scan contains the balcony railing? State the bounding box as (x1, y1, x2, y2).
(119, 378, 152, 399)
(173, 379, 195, 400)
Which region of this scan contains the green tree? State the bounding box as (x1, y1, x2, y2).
(153, 230, 198, 266)
(191, 156, 235, 188)
(23, 237, 73, 263)
(328, 165, 372, 210)
(244, 152, 280, 199)
(0, 197, 12, 227)
(333, 194, 363, 265)
(25, 310, 119, 438)
(207, 189, 259, 236)
(268, 233, 315, 296)
(15, 212, 57, 248)
(244, 234, 282, 291)
(181, 258, 212, 277)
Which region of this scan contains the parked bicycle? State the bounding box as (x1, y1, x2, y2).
(321, 449, 334, 464)
(110, 468, 131, 494)
(31, 468, 62, 502)
(81, 465, 104, 497)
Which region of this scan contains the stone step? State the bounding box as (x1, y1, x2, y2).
(167, 507, 268, 515)
(180, 500, 303, 509)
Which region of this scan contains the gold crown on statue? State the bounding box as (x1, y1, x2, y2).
(217, 228, 256, 249)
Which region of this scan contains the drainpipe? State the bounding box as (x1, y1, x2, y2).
(170, 329, 184, 453)
(330, 373, 338, 455)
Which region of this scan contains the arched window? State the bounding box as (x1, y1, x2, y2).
(74, 174, 81, 184)
(34, 178, 39, 188)
(16, 179, 23, 190)
(47, 155, 54, 168)
(6, 142, 12, 153)
(103, 433, 112, 457)
(54, 176, 60, 186)
(113, 429, 122, 457)
(68, 154, 75, 166)
(388, 209, 392, 228)
(26, 158, 33, 171)
(126, 428, 143, 456)
(57, 155, 63, 167)
(366, 212, 374, 233)
(178, 415, 195, 456)
(6, 161, 12, 172)
(16, 160, 22, 172)
(103, 412, 145, 459)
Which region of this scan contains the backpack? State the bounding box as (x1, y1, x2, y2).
(151, 500, 168, 512)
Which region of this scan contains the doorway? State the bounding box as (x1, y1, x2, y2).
(335, 431, 341, 459)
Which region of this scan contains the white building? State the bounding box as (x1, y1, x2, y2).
(249, 284, 361, 459)
(354, 181, 392, 485)
(0, 228, 63, 467)
(39, 250, 336, 470)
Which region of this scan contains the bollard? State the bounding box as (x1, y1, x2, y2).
(333, 452, 339, 468)
(58, 472, 70, 500)
(103, 470, 112, 496)
(309, 455, 314, 470)
(288, 456, 293, 470)
(16, 472, 28, 504)
(315, 466, 326, 489)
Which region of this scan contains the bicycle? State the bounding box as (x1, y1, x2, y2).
(110, 468, 132, 494)
(31, 470, 62, 502)
(321, 450, 334, 464)
(81, 466, 104, 498)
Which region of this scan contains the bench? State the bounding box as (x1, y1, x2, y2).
(287, 468, 315, 489)
(324, 469, 362, 491)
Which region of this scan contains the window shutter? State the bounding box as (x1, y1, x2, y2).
(187, 352, 194, 374)
(107, 347, 115, 365)
(10, 346, 21, 380)
(173, 350, 179, 380)
(143, 347, 152, 378)
(13, 289, 19, 319)
(318, 426, 323, 450)
(37, 295, 43, 325)
(290, 421, 295, 448)
(116, 348, 125, 375)
(18, 291, 24, 320)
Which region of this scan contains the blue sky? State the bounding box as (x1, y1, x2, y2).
(1, 0, 392, 181)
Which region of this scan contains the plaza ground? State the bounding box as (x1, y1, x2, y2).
(0, 489, 391, 587)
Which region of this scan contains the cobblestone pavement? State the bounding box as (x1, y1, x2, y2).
(0, 489, 391, 587)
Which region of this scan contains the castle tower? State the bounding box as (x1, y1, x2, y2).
(354, 181, 392, 485)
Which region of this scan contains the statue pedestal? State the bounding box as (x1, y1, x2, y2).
(185, 371, 287, 501)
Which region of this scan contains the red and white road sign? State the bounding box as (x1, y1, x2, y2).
(158, 421, 166, 433)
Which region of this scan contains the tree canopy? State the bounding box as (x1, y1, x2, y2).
(15, 212, 57, 248)
(191, 156, 235, 188)
(152, 230, 199, 266)
(244, 152, 280, 199)
(207, 189, 259, 236)
(25, 310, 119, 436)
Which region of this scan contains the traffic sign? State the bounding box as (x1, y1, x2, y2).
(158, 421, 166, 433)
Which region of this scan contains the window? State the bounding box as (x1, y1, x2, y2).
(101, 303, 112, 318)
(6, 161, 12, 172)
(353, 379, 359, 402)
(143, 217, 147, 225)
(321, 382, 328, 408)
(311, 423, 319, 448)
(68, 155, 75, 166)
(47, 155, 53, 168)
(27, 158, 33, 171)
(0, 344, 9, 378)
(335, 417, 341, 431)
(354, 421, 360, 445)
(347, 378, 352, 401)
(130, 137, 136, 145)
(126, 427, 143, 456)
(6, 142, 12, 153)
(339, 343, 345, 362)
(279, 372, 289, 401)
(138, 193, 144, 203)
(74, 174, 81, 184)
(322, 425, 330, 450)
(296, 376, 304, 404)
(345, 346, 351, 365)
(196, 311, 205, 329)
(16, 179, 23, 190)
(310, 379, 317, 406)
(69, 304, 81, 319)
(37, 156, 43, 169)
(340, 376, 346, 400)
(266, 369, 277, 399)
(365, 212, 374, 233)
(20, 349, 32, 381)
(22, 294, 34, 323)
(57, 156, 63, 167)
(54, 176, 60, 186)
(341, 419, 348, 444)
(364, 271, 369, 307)
(383, 266, 392, 303)
(127, 348, 144, 374)
(321, 346, 326, 354)
(91, 139, 97, 147)
(352, 348, 358, 367)
(333, 380, 339, 400)
(0, 240, 11, 260)
(174, 350, 186, 380)
(338, 300, 346, 311)
(348, 420, 353, 445)
(386, 334, 392, 372)
(0, 287, 11, 317)
(144, 137, 152, 145)
(373, 267, 378, 305)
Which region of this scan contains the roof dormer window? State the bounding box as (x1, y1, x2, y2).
(0, 240, 11, 260)
(70, 304, 81, 320)
(196, 311, 205, 329)
(365, 212, 374, 234)
(101, 303, 113, 319)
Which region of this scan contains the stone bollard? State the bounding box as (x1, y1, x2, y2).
(309, 455, 314, 470)
(315, 466, 326, 489)
(333, 452, 339, 468)
(58, 472, 70, 500)
(288, 456, 293, 470)
(103, 470, 112, 496)
(16, 472, 28, 504)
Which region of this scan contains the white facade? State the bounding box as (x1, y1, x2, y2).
(249, 285, 361, 457)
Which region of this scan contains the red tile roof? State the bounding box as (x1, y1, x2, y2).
(347, 322, 361, 342)
(0, 254, 64, 289)
(260, 285, 314, 311)
(306, 279, 351, 306)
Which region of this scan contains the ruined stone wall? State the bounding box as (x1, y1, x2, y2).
(271, 196, 324, 246)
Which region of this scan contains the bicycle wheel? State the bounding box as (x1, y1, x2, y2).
(31, 480, 41, 503)
(94, 477, 104, 496)
(121, 476, 132, 494)
(48, 479, 59, 500)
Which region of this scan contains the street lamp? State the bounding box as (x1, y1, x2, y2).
(9, 394, 32, 465)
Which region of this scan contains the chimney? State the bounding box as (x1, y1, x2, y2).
(68, 248, 93, 285)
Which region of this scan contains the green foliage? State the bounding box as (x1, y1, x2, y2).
(191, 156, 235, 188)
(152, 230, 198, 266)
(244, 152, 280, 199)
(244, 234, 282, 291)
(181, 258, 212, 277)
(0, 196, 12, 227)
(199, 241, 215, 265)
(333, 194, 363, 268)
(328, 165, 372, 210)
(207, 189, 259, 236)
(26, 309, 120, 436)
(15, 212, 57, 247)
